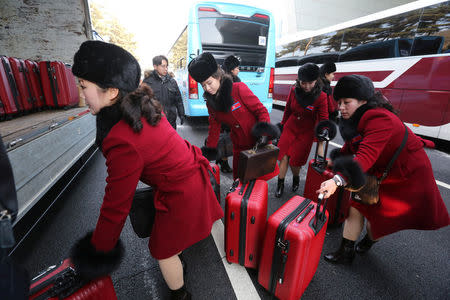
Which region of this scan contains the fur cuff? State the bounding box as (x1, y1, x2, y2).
(332, 156, 366, 190)
(314, 120, 337, 140)
(201, 146, 218, 161)
(329, 148, 342, 161)
(251, 122, 281, 140)
(70, 232, 124, 280)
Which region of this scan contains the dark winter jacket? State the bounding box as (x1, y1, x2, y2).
(143, 71, 184, 128)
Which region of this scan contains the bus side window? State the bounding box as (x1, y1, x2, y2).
(275, 57, 299, 68)
(411, 2, 449, 56)
(411, 36, 444, 56)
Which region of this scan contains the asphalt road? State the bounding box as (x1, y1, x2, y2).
(12, 108, 450, 299)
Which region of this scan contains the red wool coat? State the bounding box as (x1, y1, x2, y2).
(327, 94, 336, 115)
(206, 81, 279, 180)
(91, 116, 223, 259)
(340, 108, 449, 239)
(277, 86, 329, 166)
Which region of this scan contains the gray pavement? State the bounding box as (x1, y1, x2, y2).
(12, 108, 450, 299)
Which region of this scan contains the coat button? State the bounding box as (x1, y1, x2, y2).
(235, 124, 240, 128)
(297, 116, 301, 120)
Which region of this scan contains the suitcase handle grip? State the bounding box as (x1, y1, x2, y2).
(311, 193, 328, 233)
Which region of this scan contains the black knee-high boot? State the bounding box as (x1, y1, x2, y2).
(170, 284, 191, 300)
(292, 175, 300, 192)
(179, 253, 187, 276)
(324, 238, 355, 265)
(355, 234, 377, 254)
(275, 177, 284, 198)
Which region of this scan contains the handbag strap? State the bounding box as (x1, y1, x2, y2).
(379, 124, 408, 182)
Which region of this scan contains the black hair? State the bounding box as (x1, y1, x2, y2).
(152, 55, 168, 66)
(366, 91, 397, 114)
(121, 84, 163, 132)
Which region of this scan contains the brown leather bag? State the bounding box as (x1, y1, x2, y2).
(349, 175, 380, 205)
(349, 125, 408, 205)
(237, 143, 279, 183)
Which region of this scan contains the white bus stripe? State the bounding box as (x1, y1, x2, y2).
(327, 142, 450, 190)
(211, 220, 261, 300)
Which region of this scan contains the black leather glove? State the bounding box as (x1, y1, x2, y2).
(257, 135, 270, 147)
(201, 146, 218, 161)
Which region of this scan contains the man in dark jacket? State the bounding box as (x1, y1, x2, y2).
(143, 55, 185, 129)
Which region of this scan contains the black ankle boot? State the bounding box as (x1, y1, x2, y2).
(292, 176, 300, 192)
(221, 159, 232, 173)
(275, 178, 285, 198)
(170, 284, 191, 300)
(324, 238, 355, 265)
(355, 234, 377, 254)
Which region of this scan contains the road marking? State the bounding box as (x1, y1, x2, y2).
(329, 141, 342, 148)
(436, 180, 450, 190)
(211, 220, 261, 300)
(327, 142, 450, 190)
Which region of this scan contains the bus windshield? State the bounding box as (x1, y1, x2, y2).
(199, 13, 269, 68)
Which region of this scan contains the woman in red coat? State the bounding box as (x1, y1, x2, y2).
(69, 41, 223, 299)
(275, 63, 329, 197)
(316, 62, 338, 158)
(188, 52, 280, 180)
(317, 75, 449, 265)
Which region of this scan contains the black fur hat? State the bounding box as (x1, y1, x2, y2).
(222, 55, 240, 72)
(188, 52, 218, 83)
(333, 74, 374, 102)
(297, 63, 320, 82)
(72, 40, 141, 93)
(320, 62, 336, 76)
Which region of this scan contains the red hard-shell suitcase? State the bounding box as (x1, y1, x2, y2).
(39, 61, 70, 108)
(25, 60, 45, 109)
(209, 162, 221, 203)
(303, 159, 351, 225)
(304, 120, 349, 225)
(8, 57, 35, 111)
(29, 258, 117, 300)
(0, 56, 21, 115)
(258, 195, 328, 300)
(225, 179, 268, 269)
(63, 64, 80, 107)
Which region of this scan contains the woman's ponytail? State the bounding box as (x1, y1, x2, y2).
(121, 84, 162, 132)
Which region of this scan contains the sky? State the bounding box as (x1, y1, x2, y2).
(90, 0, 283, 70)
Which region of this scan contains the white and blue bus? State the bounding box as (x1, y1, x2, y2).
(168, 1, 276, 117)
